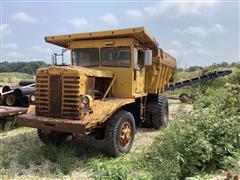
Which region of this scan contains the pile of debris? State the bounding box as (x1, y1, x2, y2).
(0, 80, 35, 107)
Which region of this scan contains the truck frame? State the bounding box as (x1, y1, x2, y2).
(17, 27, 176, 157)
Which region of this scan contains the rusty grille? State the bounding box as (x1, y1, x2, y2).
(36, 74, 81, 119)
(36, 75, 49, 116)
(62, 75, 80, 119)
(49, 75, 62, 117)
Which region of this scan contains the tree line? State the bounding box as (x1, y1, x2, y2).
(178, 61, 240, 72)
(0, 61, 50, 74)
(0, 61, 239, 75)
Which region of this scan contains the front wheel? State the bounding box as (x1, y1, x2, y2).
(105, 110, 136, 157)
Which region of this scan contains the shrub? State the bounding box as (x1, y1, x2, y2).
(89, 159, 129, 180)
(229, 72, 240, 85)
(187, 66, 203, 72)
(143, 85, 240, 179)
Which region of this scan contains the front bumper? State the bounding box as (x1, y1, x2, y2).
(17, 114, 87, 134)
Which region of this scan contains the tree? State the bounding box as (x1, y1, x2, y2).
(0, 61, 50, 74)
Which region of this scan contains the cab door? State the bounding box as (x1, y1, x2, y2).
(133, 48, 145, 94)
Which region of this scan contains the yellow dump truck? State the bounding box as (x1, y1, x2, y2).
(17, 27, 176, 157)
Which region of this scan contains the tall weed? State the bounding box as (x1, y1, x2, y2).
(143, 85, 240, 179)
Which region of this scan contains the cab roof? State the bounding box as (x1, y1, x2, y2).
(45, 27, 159, 53)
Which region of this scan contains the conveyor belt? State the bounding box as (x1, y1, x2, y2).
(165, 70, 232, 91)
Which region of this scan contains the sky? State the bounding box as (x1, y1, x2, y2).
(0, 0, 239, 68)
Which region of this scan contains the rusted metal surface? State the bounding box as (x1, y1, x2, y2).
(37, 66, 113, 78)
(82, 98, 135, 129)
(17, 113, 87, 134)
(17, 98, 135, 132)
(62, 75, 81, 119)
(0, 106, 28, 119)
(50, 75, 62, 117)
(119, 121, 132, 148)
(35, 75, 49, 116)
(86, 76, 95, 96)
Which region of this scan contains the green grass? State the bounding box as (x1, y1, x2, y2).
(0, 72, 34, 85)
(0, 117, 17, 133)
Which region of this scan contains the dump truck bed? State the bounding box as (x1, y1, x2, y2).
(0, 106, 28, 119)
(45, 27, 159, 54)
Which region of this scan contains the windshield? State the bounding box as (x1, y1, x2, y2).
(72, 48, 99, 67)
(101, 47, 130, 67)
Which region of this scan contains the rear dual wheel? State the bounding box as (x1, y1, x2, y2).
(144, 95, 169, 129)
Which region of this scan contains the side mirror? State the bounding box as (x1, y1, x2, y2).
(134, 48, 138, 69)
(144, 49, 152, 66)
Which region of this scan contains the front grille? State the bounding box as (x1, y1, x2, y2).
(36, 75, 49, 116)
(49, 75, 62, 117)
(36, 74, 81, 119)
(62, 75, 80, 119)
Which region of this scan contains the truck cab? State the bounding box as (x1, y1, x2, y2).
(17, 27, 176, 157)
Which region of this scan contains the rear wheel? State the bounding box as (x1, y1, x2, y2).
(144, 95, 169, 129)
(37, 129, 69, 146)
(105, 110, 135, 157)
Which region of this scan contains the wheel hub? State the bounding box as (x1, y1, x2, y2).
(119, 121, 132, 148)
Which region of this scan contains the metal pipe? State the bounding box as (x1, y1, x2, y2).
(2, 86, 12, 93)
(0, 86, 16, 105)
(20, 95, 31, 107)
(0, 94, 4, 105)
(2, 83, 35, 96)
(14, 87, 35, 99)
(5, 95, 16, 106)
(19, 80, 35, 86)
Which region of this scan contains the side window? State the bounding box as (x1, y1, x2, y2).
(138, 50, 145, 68)
(101, 47, 130, 67)
(72, 48, 99, 67)
(134, 48, 145, 69)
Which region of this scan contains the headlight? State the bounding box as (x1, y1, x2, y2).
(30, 95, 36, 102)
(81, 96, 89, 105)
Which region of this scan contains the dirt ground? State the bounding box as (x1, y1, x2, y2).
(0, 98, 191, 179)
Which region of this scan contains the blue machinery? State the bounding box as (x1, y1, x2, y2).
(165, 70, 232, 91)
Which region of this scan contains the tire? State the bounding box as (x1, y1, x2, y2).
(179, 93, 189, 103)
(37, 129, 69, 146)
(145, 95, 169, 129)
(105, 110, 136, 157)
(143, 105, 153, 128)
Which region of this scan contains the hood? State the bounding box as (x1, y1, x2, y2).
(37, 65, 114, 78)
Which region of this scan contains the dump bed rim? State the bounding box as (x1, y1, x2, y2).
(45, 27, 159, 53)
